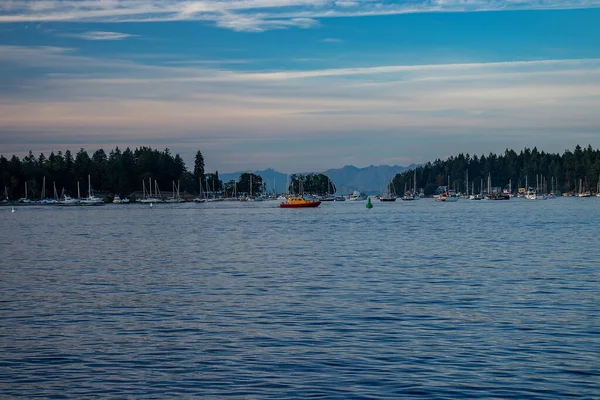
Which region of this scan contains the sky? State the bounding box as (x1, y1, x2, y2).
(1, 1, 600, 173)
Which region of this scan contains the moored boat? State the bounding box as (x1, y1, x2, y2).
(436, 190, 459, 202)
(280, 195, 321, 208)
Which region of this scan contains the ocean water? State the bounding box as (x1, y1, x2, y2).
(1, 198, 598, 398)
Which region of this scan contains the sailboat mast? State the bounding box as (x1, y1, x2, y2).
(413, 169, 417, 194)
(77, 181, 80, 199)
(41, 176, 45, 200)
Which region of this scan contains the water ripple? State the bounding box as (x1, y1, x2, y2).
(0, 199, 599, 398)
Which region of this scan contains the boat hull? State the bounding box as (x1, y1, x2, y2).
(280, 201, 321, 208)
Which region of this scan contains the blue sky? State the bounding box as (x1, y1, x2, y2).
(1, 1, 600, 173)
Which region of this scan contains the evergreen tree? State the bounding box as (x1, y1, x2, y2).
(193, 150, 205, 193)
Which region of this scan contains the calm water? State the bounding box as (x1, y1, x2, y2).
(1, 199, 599, 398)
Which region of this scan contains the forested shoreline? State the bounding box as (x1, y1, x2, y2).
(0, 147, 212, 199)
(394, 145, 600, 196)
(1, 144, 599, 199)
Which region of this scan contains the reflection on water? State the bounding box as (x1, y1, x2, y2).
(1, 199, 599, 398)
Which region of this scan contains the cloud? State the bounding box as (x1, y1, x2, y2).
(1, 45, 599, 171)
(321, 38, 343, 43)
(62, 31, 137, 40)
(1, 0, 599, 32)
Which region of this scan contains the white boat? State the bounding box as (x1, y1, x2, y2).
(437, 189, 459, 202)
(403, 170, 421, 200)
(18, 181, 31, 203)
(193, 176, 206, 203)
(113, 195, 122, 203)
(348, 190, 367, 201)
(60, 195, 80, 205)
(39, 177, 58, 204)
(59, 182, 81, 205)
(139, 178, 162, 203)
(437, 177, 459, 202)
(165, 180, 185, 203)
(525, 188, 547, 200)
(524, 176, 547, 200)
(80, 174, 104, 205)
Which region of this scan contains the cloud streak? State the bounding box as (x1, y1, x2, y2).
(62, 31, 137, 40)
(1, 44, 599, 171)
(1, 0, 599, 31)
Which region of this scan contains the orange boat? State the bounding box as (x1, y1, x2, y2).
(280, 195, 321, 208)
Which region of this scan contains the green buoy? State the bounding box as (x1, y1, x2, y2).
(366, 196, 373, 209)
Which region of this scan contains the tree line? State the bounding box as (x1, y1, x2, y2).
(289, 173, 335, 195)
(393, 145, 600, 196)
(0, 147, 216, 199)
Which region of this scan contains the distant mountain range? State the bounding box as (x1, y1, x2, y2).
(219, 165, 417, 195)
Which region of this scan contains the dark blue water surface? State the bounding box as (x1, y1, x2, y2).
(1, 198, 599, 398)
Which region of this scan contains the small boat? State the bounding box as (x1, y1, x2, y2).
(437, 176, 459, 202)
(402, 170, 421, 200)
(487, 192, 510, 200)
(334, 195, 346, 201)
(320, 178, 336, 201)
(139, 178, 163, 203)
(113, 195, 122, 204)
(165, 180, 185, 203)
(380, 180, 397, 201)
(281, 179, 320, 208)
(525, 188, 547, 200)
(80, 175, 104, 205)
(436, 190, 459, 202)
(469, 194, 483, 200)
(401, 191, 415, 201)
(280, 196, 321, 208)
(348, 191, 367, 201)
(18, 181, 31, 203)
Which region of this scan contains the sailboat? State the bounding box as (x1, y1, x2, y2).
(40, 179, 59, 204)
(80, 175, 104, 205)
(524, 175, 547, 200)
(577, 178, 592, 197)
(402, 170, 420, 200)
(2, 187, 8, 203)
(194, 177, 206, 203)
(139, 178, 162, 203)
(436, 176, 458, 202)
(487, 174, 509, 200)
(319, 178, 336, 201)
(380, 179, 397, 201)
(59, 182, 81, 205)
(166, 180, 185, 203)
(18, 181, 32, 203)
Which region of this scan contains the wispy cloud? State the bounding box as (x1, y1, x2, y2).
(1, 45, 599, 171)
(1, 0, 599, 32)
(321, 38, 343, 43)
(62, 31, 137, 41)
